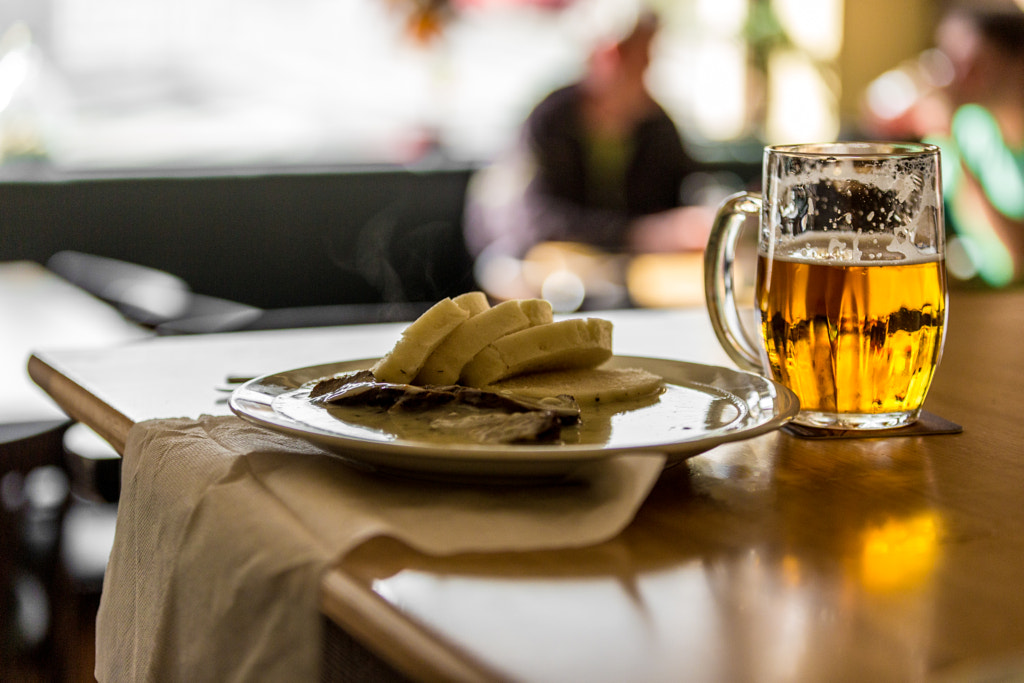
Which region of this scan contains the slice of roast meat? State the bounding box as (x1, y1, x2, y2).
(307, 369, 378, 399)
(307, 370, 581, 443)
(429, 412, 563, 444)
(309, 371, 580, 424)
(308, 370, 422, 408)
(392, 386, 580, 425)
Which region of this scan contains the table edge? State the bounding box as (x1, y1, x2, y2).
(27, 353, 134, 455)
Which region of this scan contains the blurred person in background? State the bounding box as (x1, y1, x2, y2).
(464, 7, 711, 307)
(863, 0, 1024, 288)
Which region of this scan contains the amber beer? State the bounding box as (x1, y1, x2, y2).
(756, 234, 946, 427)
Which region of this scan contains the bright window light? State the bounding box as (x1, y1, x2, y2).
(766, 49, 839, 144)
(689, 40, 748, 141)
(772, 0, 843, 60)
(695, 0, 748, 36)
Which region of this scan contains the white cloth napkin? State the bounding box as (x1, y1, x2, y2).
(95, 415, 665, 681)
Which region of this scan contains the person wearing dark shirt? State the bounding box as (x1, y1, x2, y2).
(465, 11, 708, 266)
(523, 79, 697, 251)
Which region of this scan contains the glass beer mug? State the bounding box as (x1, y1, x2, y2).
(705, 142, 948, 430)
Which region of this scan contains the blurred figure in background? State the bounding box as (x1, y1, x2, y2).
(464, 7, 710, 308)
(863, 0, 1024, 287)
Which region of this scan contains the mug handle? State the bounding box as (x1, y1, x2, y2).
(703, 191, 764, 373)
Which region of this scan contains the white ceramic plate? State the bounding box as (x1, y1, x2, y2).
(229, 356, 799, 482)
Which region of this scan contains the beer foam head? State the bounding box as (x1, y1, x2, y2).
(765, 143, 942, 264)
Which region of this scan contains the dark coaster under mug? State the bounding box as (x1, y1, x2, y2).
(783, 411, 963, 439)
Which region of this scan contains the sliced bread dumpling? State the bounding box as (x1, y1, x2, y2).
(415, 298, 553, 386)
(371, 297, 472, 384)
(485, 366, 663, 404)
(451, 290, 490, 317)
(460, 317, 613, 387)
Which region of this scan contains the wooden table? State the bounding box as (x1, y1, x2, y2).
(28, 289, 1024, 682)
